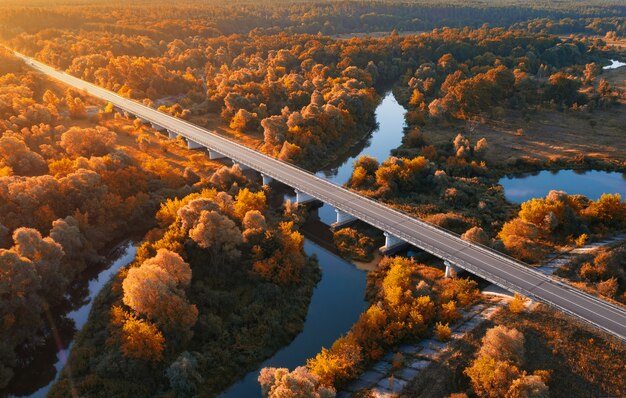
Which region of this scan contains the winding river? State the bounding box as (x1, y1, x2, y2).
(13, 243, 138, 398)
(11, 91, 407, 398)
(220, 91, 407, 396)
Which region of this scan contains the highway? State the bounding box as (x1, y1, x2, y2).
(12, 49, 626, 342)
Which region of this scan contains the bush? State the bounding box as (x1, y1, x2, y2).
(435, 322, 452, 341)
(508, 294, 526, 314)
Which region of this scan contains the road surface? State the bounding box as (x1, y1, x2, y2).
(12, 49, 626, 342)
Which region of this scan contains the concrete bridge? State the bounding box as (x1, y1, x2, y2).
(12, 49, 626, 342)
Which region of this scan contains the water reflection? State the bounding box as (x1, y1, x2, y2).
(7, 242, 138, 398)
(500, 169, 626, 203)
(218, 240, 367, 398)
(603, 59, 626, 70)
(315, 91, 407, 224)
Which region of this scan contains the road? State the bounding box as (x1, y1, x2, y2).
(12, 49, 626, 342)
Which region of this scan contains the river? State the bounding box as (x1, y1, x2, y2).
(11, 91, 407, 398)
(499, 169, 626, 204)
(9, 243, 138, 398)
(219, 91, 407, 396)
(315, 91, 406, 224)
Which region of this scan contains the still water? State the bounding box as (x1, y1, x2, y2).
(220, 91, 406, 397)
(13, 243, 138, 398)
(218, 240, 367, 397)
(314, 91, 407, 224)
(500, 169, 626, 204)
(21, 91, 406, 398)
(603, 59, 626, 69)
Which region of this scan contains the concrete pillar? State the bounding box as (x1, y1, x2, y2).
(261, 174, 273, 185)
(139, 117, 148, 124)
(295, 189, 315, 204)
(167, 130, 178, 139)
(380, 231, 407, 254)
(208, 150, 226, 160)
(123, 111, 131, 118)
(233, 161, 251, 171)
(331, 208, 357, 229)
(187, 138, 203, 150)
(151, 122, 165, 131)
(444, 261, 459, 278)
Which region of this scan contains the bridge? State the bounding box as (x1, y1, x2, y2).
(12, 49, 626, 342)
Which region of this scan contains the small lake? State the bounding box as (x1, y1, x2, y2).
(500, 169, 626, 204)
(11, 243, 138, 398)
(218, 240, 367, 397)
(603, 59, 626, 70)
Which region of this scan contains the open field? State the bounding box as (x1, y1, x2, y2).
(420, 64, 626, 170)
(401, 304, 626, 398)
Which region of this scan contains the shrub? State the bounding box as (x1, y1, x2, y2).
(435, 322, 452, 341)
(508, 294, 526, 314)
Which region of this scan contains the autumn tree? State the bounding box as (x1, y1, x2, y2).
(122, 249, 198, 333)
(307, 336, 362, 387)
(189, 210, 243, 262)
(506, 374, 549, 398)
(120, 316, 165, 362)
(60, 126, 117, 157)
(258, 366, 335, 398)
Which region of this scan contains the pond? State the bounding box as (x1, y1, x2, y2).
(603, 59, 626, 70)
(11, 242, 138, 398)
(499, 169, 626, 204)
(218, 240, 367, 397)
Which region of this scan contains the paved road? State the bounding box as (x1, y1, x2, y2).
(13, 49, 626, 342)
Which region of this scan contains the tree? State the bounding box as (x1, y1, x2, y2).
(0, 136, 48, 176)
(465, 356, 521, 398)
(60, 126, 117, 157)
(478, 325, 525, 364)
(461, 226, 491, 246)
(258, 366, 336, 398)
(506, 375, 549, 398)
(230, 108, 258, 132)
(166, 352, 203, 397)
(307, 336, 362, 387)
(122, 249, 197, 332)
(189, 210, 242, 262)
(508, 294, 526, 314)
(120, 316, 165, 362)
(66, 94, 87, 119)
(242, 210, 267, 243)
(12, 227, 66, 302)
(234, 188, 267, 220)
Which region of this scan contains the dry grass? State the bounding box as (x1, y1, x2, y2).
(401, 304, 626, 398)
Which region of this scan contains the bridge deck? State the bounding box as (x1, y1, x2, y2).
(13, 49, 626, 342)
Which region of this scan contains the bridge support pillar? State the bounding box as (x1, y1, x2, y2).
(380, 232, 408, 254)
(331, 208, 357, 230)
(187, 138, 203, 150)
(151, 122, 165, 131)
(167, 130, 178, 139)
(295, 189, 316, 204)
(261, 174, 273, 186)
(208, 149, 226, 160)
(444, 261, 460, 278)
(139, 117, 148, 124)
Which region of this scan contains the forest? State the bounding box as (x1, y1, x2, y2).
(0, 0, 625, 397)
